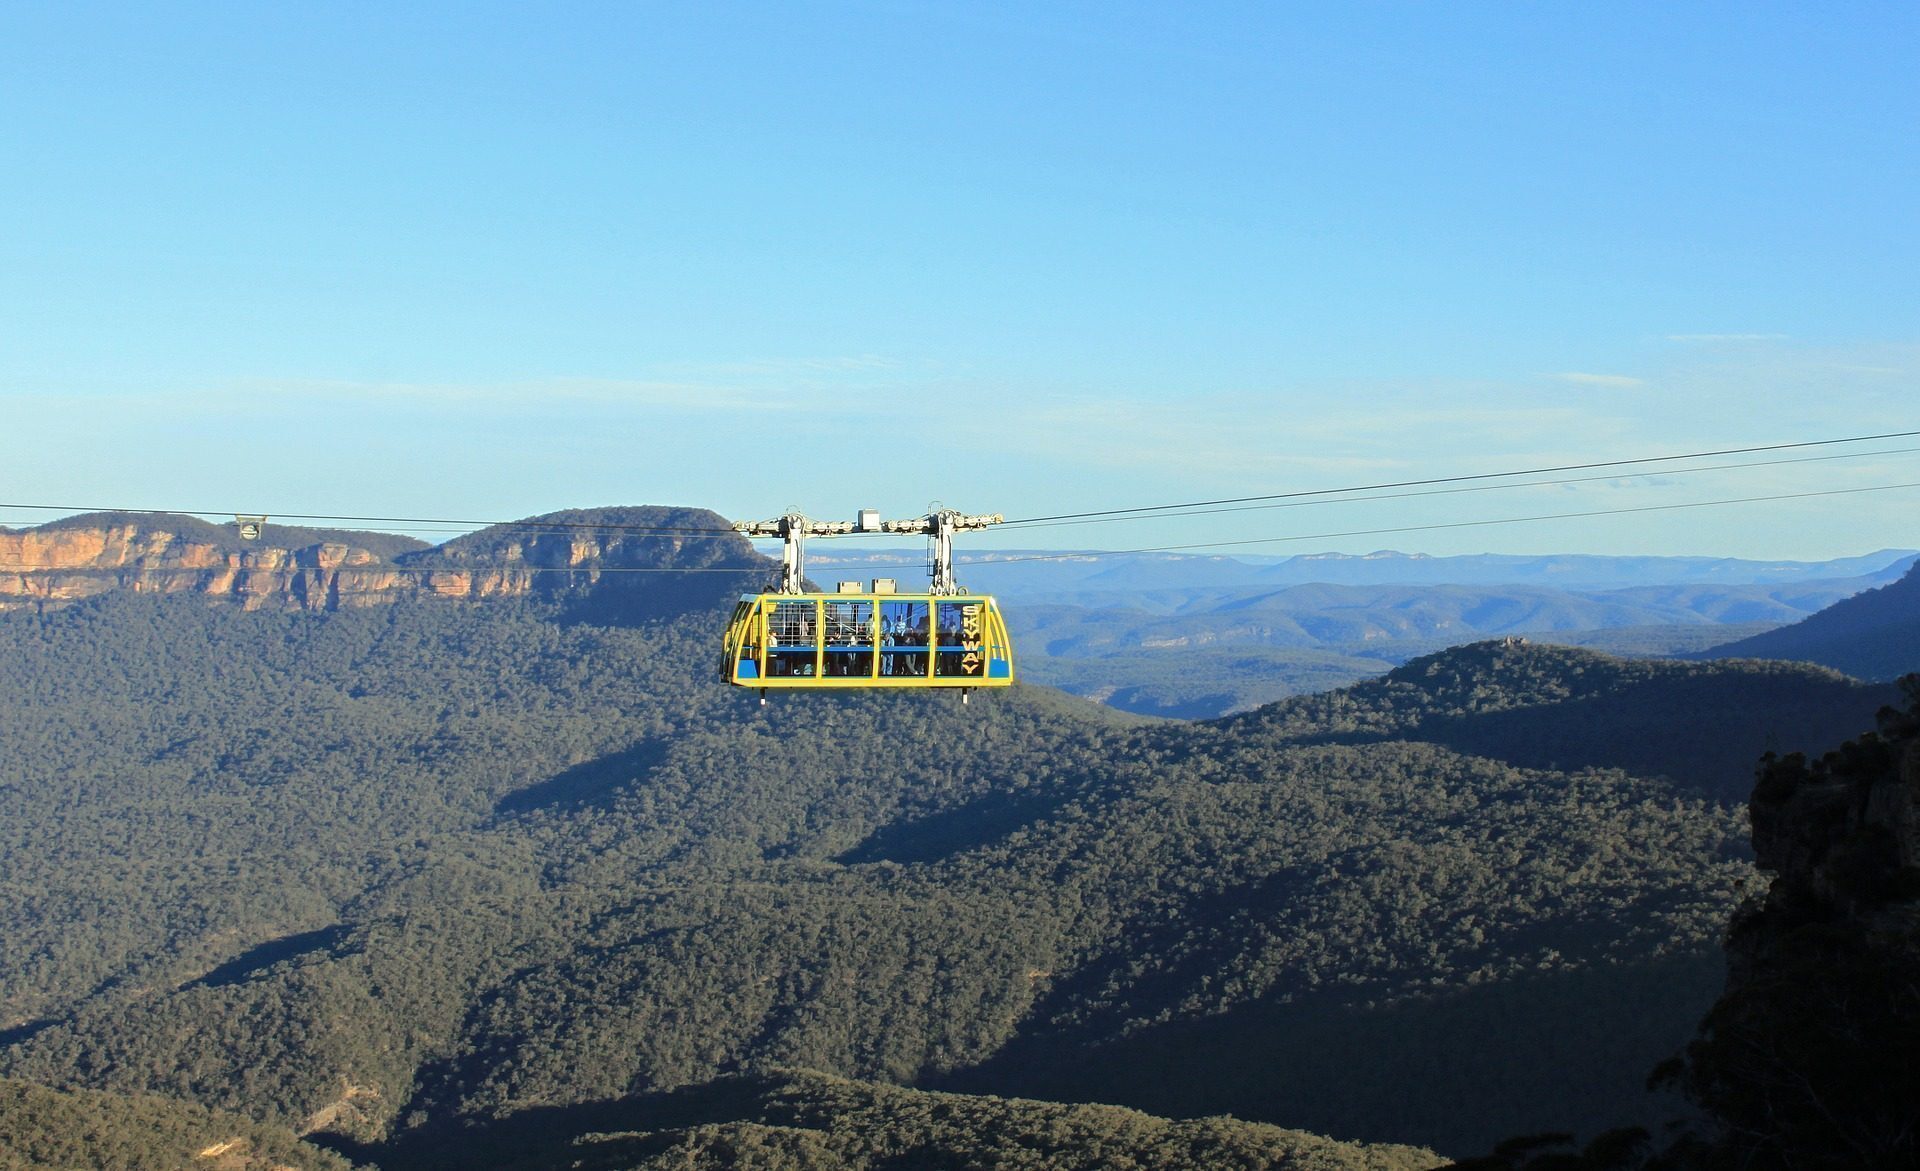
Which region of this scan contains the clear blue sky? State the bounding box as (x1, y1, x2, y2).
(3, 1, 1915, 559)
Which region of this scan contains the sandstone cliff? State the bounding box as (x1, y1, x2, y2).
(0, 507, 764, 612)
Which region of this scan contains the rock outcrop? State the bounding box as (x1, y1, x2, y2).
(1663, 676, 1920, 1168)
(0, 507, 765, 612)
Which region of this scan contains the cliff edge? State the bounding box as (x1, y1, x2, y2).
(1666, 675, 1920, 1167)
(0, 507, 763, 612)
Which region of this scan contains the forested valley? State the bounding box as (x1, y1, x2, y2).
(0, 516, 1908, 1169)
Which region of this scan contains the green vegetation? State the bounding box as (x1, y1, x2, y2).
(0, 558, 1899, 1160)
(1445, 677, 1920, 1170)
(366, 1069, 1438, 1171)
(1221, 638, 1887, 800)
(0, 589, 744, 1029)
(1530, 623, 1780, 657)
(1659, 677, 1920, 1168)
(0, 1077, 353, 1171)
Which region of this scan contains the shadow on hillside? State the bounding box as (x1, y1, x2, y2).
(185, 925, 358, 990)
(1268, 674, 1896, 801)
(493, 737, 675, 817)
(1416, 676, 1894, 800)
(834, 784, 1080, 866)
(1094, 685, 1246, 722)
(942, 950, 1720, 1158)
(330, 1075, 783, 1171)
(0, 1017, 59, 1049)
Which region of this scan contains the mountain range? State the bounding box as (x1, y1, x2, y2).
(991, 558, 1916, 718)
(808, 547, 1919, 595)
(1, 505, 1911, 1170)
(1, 505, 1915, 1167)
(7, 512, 1911, 721)
(1692, 554, 1920, 681)
(0, 508, 756, 613)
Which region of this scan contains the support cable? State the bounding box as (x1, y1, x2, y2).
(997, 429, 1920, 527)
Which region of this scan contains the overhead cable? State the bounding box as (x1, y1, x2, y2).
(4, 430, 1917, 557)
(997, 429, 1920, 526)
(972, 481, 1920, 564)
(6, 481, 1915, 576)
(0, 562, 765, 575)
(999, 445, 1920, 532)
(4, 429, 1917, 541)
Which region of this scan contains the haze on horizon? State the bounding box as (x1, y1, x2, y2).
(2, 2, 1915, 561)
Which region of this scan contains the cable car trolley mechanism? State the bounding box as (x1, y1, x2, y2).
(722, 508, 1015, 701)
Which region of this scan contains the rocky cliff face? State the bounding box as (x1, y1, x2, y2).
(1663, 677, 1920, 1168)
(0, 508, 764, 612)
(0, 522, 405, 611)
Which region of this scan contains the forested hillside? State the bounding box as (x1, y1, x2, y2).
(1442, 676, 1920, 1170)
(0, 1077, 352, 1171)
(363, 1069, 1437, 1171)
(0, 528, 1899, 1162)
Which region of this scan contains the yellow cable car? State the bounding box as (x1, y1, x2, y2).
(722, 587, 1014, 692)
(723, 509, 1015, 697)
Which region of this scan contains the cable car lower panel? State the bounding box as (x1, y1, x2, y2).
(722, 593, 1014, 691)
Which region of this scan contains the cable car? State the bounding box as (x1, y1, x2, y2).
(722, 509, 1015, 698)
(723, 585, 1014, 692)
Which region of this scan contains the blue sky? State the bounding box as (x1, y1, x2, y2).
(2, 1, 1915, 560)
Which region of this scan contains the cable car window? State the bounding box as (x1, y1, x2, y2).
(934, 601, 985, 678)
(734, 603, 761, 679)
(767, 599, 818, 677)
(823, 600, 874, 677)
(879, 600, 929, 677)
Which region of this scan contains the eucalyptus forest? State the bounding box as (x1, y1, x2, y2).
(0, 512, 1913, 1170)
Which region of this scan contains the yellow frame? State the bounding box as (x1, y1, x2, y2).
(722, 592, 1015, 690)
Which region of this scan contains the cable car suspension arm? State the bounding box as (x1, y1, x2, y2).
(734, 509, 1002, 596)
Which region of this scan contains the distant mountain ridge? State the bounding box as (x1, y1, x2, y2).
(1698, 557, 1920, 680)
(1016, 578, 1882, 651)
(0, 507, 763, 612)
(810, 546, 1919, 596)
(995, 562, 1910, 717)
(7, 509, 1902, 617)
(9, 509, 1902, 722)
(814, 544, 1914, 722)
